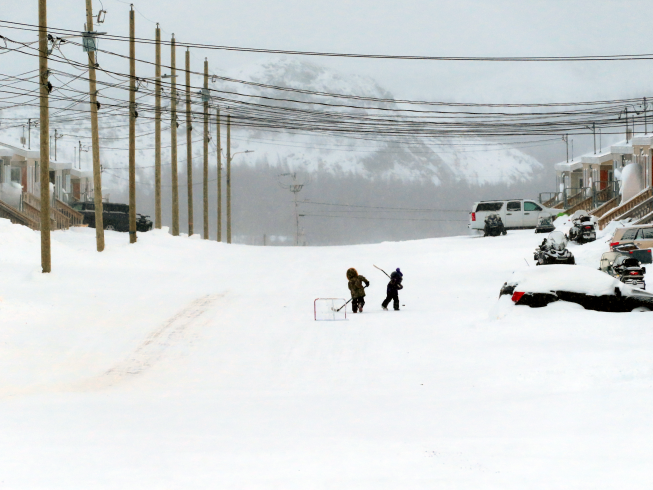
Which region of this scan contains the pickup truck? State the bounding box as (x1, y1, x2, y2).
(469, 199, 559, 232)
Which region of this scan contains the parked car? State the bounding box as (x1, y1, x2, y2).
(71, 201, 153, 232)
(499, 265, 653, 312)
(610, 224, 653, 250)
(469, 199, 559, 233)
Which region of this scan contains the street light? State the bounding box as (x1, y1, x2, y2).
(222, 149, 254, 244)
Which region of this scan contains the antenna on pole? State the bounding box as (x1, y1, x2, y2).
(278, 171, 310, 246)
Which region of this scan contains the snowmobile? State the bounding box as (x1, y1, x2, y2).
(483, 213, 507, 237)
(534, 231, 575, 265)
(567, 211, 596, 244)
(612, 255, 647, 289)
(534, 213, 555, 234)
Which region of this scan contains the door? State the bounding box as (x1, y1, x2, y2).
(504, 201, 523, 228)
(523, 201, 543, 227)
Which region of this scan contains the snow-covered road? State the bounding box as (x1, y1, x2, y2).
(2, 219, 652, 488)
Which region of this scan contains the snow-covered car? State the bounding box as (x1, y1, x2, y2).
(499, 265, 653, 312)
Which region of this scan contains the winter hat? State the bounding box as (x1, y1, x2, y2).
(395, 268, 403, 277)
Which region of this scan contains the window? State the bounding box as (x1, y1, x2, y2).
(476, 202, 503, 212)
(524, 202, 542, 212)
(507, 201, 521, 212)
(621, 229, 639, 240)
(639, 228, 653, 240)
(10, 167, 21, 183)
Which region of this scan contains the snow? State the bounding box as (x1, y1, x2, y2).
(621, 162, 644, 202)
(2, 220, 653, 488)
(505, 264, 625, 296)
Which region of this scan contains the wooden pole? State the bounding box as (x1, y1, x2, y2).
(154, 24, 161, 229)
(185, 48, 193, 236)
(128, 6, 137, 244)
(226, 114, 231, 244)
(216, 108, 221, 242)
(170, 34, 179, 236)
(85, 0, 104, 250)
(203, 59, 209, 239)
(39, 0, 51, 272)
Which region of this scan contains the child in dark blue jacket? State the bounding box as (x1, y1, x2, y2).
(382, 268, 403, 311)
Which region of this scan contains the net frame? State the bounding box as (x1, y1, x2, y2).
(314, 298, 348, 321)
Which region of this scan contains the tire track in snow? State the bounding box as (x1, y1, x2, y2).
(77, 294, 223, 390)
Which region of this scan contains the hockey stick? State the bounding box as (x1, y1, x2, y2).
(334, 286, 368, 312)
(373, 264, 391, 279)
(334, 298, 353, 312)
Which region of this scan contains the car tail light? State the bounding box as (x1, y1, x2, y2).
(511, 291, 525, 303)
(471, 212, 476, 222)
(610, 242, 620, 248)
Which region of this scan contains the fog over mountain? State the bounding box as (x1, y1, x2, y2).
(1, 57, 550, 244)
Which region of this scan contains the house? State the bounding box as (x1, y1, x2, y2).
(542, 136, 653, 229)
(0, 141, 90, 230)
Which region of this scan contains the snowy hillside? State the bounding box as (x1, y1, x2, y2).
(1, 58, 542, 188)
(1, 220, 653, 488)
(220, 58, 542, 185)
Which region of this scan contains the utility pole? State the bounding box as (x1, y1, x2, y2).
(39, 0, 51, 272)
(170, 34, 179, 236)
(154, 24, 161, 229)
(28, 118, 32, 149)
(645, 97, 648, 135)
(85, 0, 104, 251)
(128, 5, 137, 244)
(185, 48, 193, 236)
(226, 113, 231, 244)
(216, 108, 221, 242)
(203, 58, 209, 239)
(54, 128, 58, 160)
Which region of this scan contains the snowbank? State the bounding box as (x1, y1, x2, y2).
(2, 221, 653, 489)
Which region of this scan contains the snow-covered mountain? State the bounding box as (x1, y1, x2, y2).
(215, 57, 542, 186)
(1, 58, 542, 188)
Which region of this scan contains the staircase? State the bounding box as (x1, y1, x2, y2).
(597, 187, 653, 230)
(0, 193, 85, 231)
(21, 193, 83, 230)
(0, 198, 40, 230)
(591, 197, 618, 218)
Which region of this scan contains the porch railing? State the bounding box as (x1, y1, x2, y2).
(54, 198, 84, 226)
(598, 187, 653, 230)
(21, 192, 71, 230)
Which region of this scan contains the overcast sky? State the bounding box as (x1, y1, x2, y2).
(3, 0, 653, 104)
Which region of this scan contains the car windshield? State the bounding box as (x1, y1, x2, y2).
(547, 231, 567, 251)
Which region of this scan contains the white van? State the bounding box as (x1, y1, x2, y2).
(469, 199, 559, 232)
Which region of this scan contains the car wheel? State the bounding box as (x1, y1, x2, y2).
(631, 306, 651, 312)
(105, 224, 115, 231)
